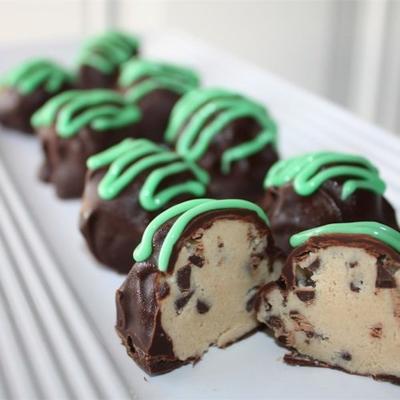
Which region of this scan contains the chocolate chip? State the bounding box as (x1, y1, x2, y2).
(349, 261, 358, 269)
(175, 291, 194, 314)
(370, 323, 383, 338)
(376, 255, 399, 288)
(246, 295, 256, 312)
(295, 265, 316, 288)
(267, 316, 283, 329)
(264, 301, 272, 312)
(217, 236, 224, 248)
(250, 254, 262, 270)
(277, 335, 290, 346)
(188, 255, 204, 268)
(158, 282, 170, 299)
(176, 265, 191, 291)
(196, 299, 210, 314)
(341, 352, 352, 361)
(276, 276, 287, 290)
(268, 260, 274, 274)
(314, 332, 329, 341)
(191, 230, 203, 240)
(295, 290, 315, 303)
(350, 282, 361, 292)
(245, 286, 260, 312)
(308, 258, 320, 272)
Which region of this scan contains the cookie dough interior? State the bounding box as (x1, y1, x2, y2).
(258, 245, 400, 379)
(160, 218, 281, 361)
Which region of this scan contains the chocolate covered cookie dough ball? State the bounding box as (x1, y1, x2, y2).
(118, 59, 200, 143)
(77, 31, 139, 89)
(164, 88, 279, 201)
(116, 199, 283, 375)
(257, 222, 400, 384)
(262, 152, 398, 254)
(32, 90, 141, 198)
(80, 138, 210, 274)
(0, 59, 72, 133)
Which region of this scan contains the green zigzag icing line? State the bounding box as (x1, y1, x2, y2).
(1, 59, 72, 95)
(164, 88, 277, 174)
(78, 31, 139, 74)
(31, 90, 141, 138)
(118, 59, 200, 103)
(264, 151, 386, 200)
(87, 139, 210, 211)
(290, 221, 400, 253)
(134, 198, 269, 272)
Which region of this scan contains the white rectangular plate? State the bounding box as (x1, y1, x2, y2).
(0, 32, 399, 400)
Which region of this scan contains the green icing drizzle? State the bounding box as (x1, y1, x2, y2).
(86, 139, 210, 211)
(163, 88, 277, 173)
(1, 59, 72, 94)
(78, 31, 139, 74)
(290, 221, 400, 253)
(264, 151, 386, 200)
(118, 59, 199, 102)
(31, 89, 141, 138)
(134, 198, 269, 271)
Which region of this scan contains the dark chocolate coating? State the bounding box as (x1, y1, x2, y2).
(77, 65, 119, 89)
(77, 45, 138, 89)
(38, 124, 139, 199)
(134, 89, 181, 144)
(261, 180, 398, 254)
(116, 210, 277, 375)
(116, 262, 186, 375)
(176, 117, 279, 202)
(0, 84, 71, 134)
(258, 234, 400, 385)
(80, 166, 205, 273)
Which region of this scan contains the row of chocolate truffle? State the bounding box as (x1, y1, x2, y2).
(80, 137, 397, 274)
(30, 86, 277, 201)
(0, 30, 199, 138)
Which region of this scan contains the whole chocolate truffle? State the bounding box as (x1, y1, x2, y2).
(257, 221, 400, 385)
(32, 90, 141, 198)
(0, 59, 72, 134)
(80, 138, 210, 274)
(261, 151, 398, 254)
(118, 59, 200, 143)
(116, 199, 283, 375)
(164, 88, 279, 201)
(77, 31, 139, 89)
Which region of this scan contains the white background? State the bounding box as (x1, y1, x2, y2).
(1, 0, 400, 134)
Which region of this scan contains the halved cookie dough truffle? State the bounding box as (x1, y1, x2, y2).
(77, 31, 139, 89)
(32, 90, 141, 198)
(261, 152, 398, 254)
(257, 222, 400, 384)
(116, 199, 283, 374)
(80, 138, 210, 274)
(0, 59, 73, 133)
(118, 59, 200, 143)
(164, 88, 279, 201)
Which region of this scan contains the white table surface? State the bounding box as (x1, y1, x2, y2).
(0, 31, 399, 400)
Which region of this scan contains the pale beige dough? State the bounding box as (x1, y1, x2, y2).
(159, 218, 282, 361)
(258, 246, 400, 379)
